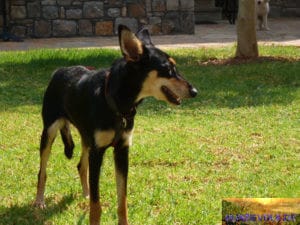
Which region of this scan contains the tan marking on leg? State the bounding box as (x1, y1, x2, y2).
(94, 130, 115, 148)
(115, 171, 128, 225)
(48, 119, 66, 138)
(34, 119, 65, 208)
(122, 129, 134, 147)
(79, 140, 90, 198)
(35, 148, 51, 208)
(90, 200, 101, 225)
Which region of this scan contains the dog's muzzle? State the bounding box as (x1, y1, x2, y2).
(189, 85, 198, 98)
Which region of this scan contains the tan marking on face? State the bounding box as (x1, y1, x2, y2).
(136, 70, 190, 104)
(94, 130, 115, 148)
(137, 70, 168, 102)
(169, 57, 176, 65)
(122, 129, 134, 147)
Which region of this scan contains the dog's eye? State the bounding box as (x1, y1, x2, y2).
(160, 61, 176, 77)
(170, 64, 178, 75)
(169, 66, 177, 76)
(164, 65, 173, 76)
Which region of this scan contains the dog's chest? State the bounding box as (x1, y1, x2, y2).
(257, 2, 269, 15)
(94, 128, 134, 148)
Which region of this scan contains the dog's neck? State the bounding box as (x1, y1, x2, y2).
(104, 64, 143, 120)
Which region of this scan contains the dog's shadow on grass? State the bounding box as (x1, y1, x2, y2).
(0, 194, 87, 225)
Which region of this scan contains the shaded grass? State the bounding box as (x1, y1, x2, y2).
(0, 46, 299, 225)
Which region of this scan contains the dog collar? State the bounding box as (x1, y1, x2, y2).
(104, 71, 137, 129)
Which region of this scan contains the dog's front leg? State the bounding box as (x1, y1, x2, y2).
(89, 147, 106, 225)
(263, 15, 270, 30)
(114, 145, 129, 225)
(257, 17, 263, 30)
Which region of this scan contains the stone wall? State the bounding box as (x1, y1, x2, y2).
(2, 0, 194, 38)
(194, 0, 222, 23)
(269, 0, 300, 17)
(0, 0, 5, 33)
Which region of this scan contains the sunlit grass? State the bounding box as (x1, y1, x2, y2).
(0, 46, 299, 224)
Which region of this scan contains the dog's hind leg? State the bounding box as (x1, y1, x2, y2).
(257, 16, 263, 30)
(60, 120, 74, 159)
(263, 15, 270, 30)
(77, 140, 89, 198)
(34, 119, 65, 208)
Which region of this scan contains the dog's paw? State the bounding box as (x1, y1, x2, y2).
(82, 188, 90, 198)
(33, 200, 46, 209)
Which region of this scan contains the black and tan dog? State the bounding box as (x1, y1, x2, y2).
(34, 25, 197, 225)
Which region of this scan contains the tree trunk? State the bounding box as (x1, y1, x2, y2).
(235, 0, 258, 58)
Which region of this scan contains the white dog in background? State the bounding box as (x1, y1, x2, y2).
(256, 0, 270, 30)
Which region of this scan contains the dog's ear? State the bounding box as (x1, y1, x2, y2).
(136, 27, 153, 46)
(118, 25, 143, 62)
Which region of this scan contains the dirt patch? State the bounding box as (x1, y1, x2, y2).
(199, 56, 300, 66)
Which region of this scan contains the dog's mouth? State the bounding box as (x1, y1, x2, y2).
(161, 85, 181, 105)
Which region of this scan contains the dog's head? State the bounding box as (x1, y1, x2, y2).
(118, 25, 197, 105)
(257, 0, 269, 5)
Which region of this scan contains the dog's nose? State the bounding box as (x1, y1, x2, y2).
(189, 87, 198, 98)
(258, 1, 261, 4)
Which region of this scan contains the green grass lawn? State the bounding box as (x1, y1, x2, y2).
(0, 46, 299, 225)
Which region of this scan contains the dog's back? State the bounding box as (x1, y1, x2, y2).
(42, 66, 107, 127)
(41, 66, 109, 160)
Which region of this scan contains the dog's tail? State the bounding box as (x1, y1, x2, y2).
(60, 123, 75, 159)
